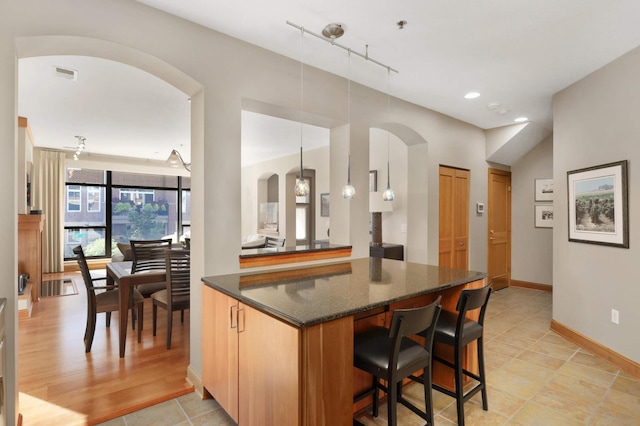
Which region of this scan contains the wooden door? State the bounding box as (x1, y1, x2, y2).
(488, 169, 511, 290)
(238, 303, 300, 425)
(439, 166, 469, 269)
(202, 287, 239, 422)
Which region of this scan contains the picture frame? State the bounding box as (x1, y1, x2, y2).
(535, 178, 554, 202)
(369, 170, 377, 192)
(320, 193, 330, 217)
(567, 160, 628, 248)
(535, 204, 554, 228)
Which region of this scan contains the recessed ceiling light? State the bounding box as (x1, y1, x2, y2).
(514, 117, 529, 122)
(487, 102, 501, 110)
(464, 92, 480, 99)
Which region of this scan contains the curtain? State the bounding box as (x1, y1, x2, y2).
(34, 149, 65, 273)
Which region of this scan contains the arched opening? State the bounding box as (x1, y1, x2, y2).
(369, 123, 428, 262)
(14, 35, 204, 422)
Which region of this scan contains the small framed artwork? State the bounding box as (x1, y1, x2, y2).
(320, 193, 330, 217)
(535, 178, 554, 202)
(567, 160, 628, 248)
(369, 170, 377, 192)
(535, 204, 554, 228)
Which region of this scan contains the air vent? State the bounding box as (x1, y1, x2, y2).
(55, 66, 78, 81)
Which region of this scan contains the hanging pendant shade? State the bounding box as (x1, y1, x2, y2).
(382, 160, 394, 201)
(342, 154, 356, 198)
(383, 67, 394, 202)
(294, 146, 309, 196)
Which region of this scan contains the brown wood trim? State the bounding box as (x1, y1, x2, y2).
(550, 319, 640, 379)
(18, 116, 36, 146)
(239, 262, 352, 287)
(510, 279, 552, 292)
(64, 258, 112, 273)
(239, 247, 352, 269)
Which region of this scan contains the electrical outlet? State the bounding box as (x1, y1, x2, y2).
(611, 309, 619, 325)
(401, 224, 408, 233)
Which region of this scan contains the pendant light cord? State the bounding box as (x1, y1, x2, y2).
(347, 49, 351, 185)
(387, 66, 391, 188)
(300, 27, 304, 156)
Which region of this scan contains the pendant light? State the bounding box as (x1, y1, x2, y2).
(342, 50, 356, 199)
(294, 27, 310, 197)
(382, 66, 395, 202)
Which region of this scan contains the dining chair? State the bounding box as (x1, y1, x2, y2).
(73, 245, 144, 353)
(130, 239, 173, 297)
(151, 249, 190, 349)
(353, 297, 442, 426)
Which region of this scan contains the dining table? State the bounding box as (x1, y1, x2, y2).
(106, 261, 166, 357)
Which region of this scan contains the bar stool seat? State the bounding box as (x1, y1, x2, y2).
(430, 285, 492, 426)
(353, 297, 441, 426)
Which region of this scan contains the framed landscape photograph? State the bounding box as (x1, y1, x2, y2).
(567, 160, 628, 248)
(535, 205, 554, 228)
(320, 193, 330, 217)
(535, 178, 554, 201)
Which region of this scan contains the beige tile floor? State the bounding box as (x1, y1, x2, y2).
(98, 287, 640, 425)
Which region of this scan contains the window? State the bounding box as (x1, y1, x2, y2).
(67, 185, 81, 212)
(296, 206, 308, 240)
(65, 168, 189, 260)
(87, 187, 101, 212)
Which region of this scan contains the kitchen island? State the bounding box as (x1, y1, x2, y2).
(202, 258, 487, 425)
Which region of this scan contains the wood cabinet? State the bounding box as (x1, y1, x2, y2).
(439, 166, 469, 269)
(18, 214, 45, 302)
(202, 285, 353, 425)
(202, 287, 238, 422)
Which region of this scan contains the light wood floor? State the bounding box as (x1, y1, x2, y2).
(18, 272, 194, 426)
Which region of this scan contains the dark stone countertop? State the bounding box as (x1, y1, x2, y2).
(239, 242, 351, 258)
(202, 258, 488, 328)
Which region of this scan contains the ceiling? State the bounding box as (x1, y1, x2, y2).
(18, 1, 640, 164)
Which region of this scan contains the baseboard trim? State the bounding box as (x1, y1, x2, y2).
(511, 279, 552, 292)
(550, 319, 640, 379)
(186, 364, 208, 399)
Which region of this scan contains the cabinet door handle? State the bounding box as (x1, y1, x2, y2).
(237, 308, 245, 334)
(230, 305, 237, 329)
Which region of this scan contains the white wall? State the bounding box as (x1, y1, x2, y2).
(553, 46, 640, 363)
(0, 1, 492, 420)
(511, 136, 553, 285)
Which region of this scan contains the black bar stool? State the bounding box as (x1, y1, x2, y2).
(429, 286, 492, 426)
(353, 297, 441, 426)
